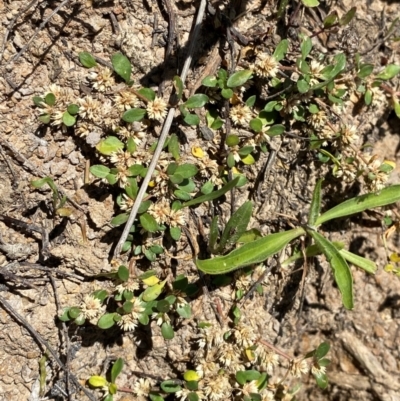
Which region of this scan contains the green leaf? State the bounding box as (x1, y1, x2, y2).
(188, 392, 199, 401)
(273, 39, 288, 61)
(376, 64, 400, 80)
(301, 36, 312, 59)
(161, 322, 174, 339)
(88, 375, 108, 388)
(250, 118, 263, 132)
(149, 393, 165, 401)
(173, 75, 184, 100)
(227, 70, 253, 88)
(168, 134, 180, 160)
(209, 216, 219, 253)
(218, 201, 253, 252)
(339, 249, 377, 274)
(138, 87, 156, 101)
(184, 113, 200, 126)
(111, 213, 129, 226)
(185, 94, 209, 108)
(67, 104, 79, 115)
(364, 89, 373, 105)
(157, 300, 171, 313)
(246, 95, 256, 107)
(177, 304, 191, 318)
(62, 111, 76, 126)
(175, 164, 198, 178)
(38, 114, 51, 124)
(202, 75, 218, 87)
(267, 124, 285, 136)
(160, 380, 181, 393)
(226, 134, 240, 147)
(117, 265, 129, 281)
(307, 229, 353, 309)
(316, 185, 400, 226)
(169, 226, 181, 241)
(79, 51, 97, 68)
(142, 279, 167, 302)
(111, 53, 132, 83)
(128, 164, 144, 176)
(323, 12, 338, 28)
(339, 7, 356, 26)
(122, 108, 147, 122)
(90, 165, 110, 178)
(297, 79, 310, 93)
(394, 100, 400, 119)
(196, 227, 305, 274)
(308, 179, 323, 226)
(301, 0, 320, 7)
(201, 181, 214, 195)
(45, 93, 56, 106)
(221, 88, 233, 99)
(96, 136, 124, 155)
(357, 64, 374, 79)
(236, 370, 261, 385)
(111, 358, 124, 383)
(173, 190, 191, 201)
(68, 307, 82, 319)
(315, 373, 328, 389)
(32, 96, 44, 107)
(183, 177, 239, 207)
(97, 313, 118, 329)
(140, 213, 159, 233)
(315, 342, 330, 359)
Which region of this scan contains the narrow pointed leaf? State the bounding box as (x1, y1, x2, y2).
(316, 185, 400, 226)
(307, 229, 353, 309)
(182, 177, 239, 207)
(339, 249, 377, 274)
(308, 179, 323, 226)
(111, 358, 124, 383)
(196, 227, 305, 274)
(218, 201, 253, 252)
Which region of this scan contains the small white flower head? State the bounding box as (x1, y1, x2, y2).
(169, 208, 186, 228)
(147, 97, 167, 121)
(203, 374, 231, 401)
(239, 380, 259, 397)
(230, 105, 252, 126)
(75, 121, 91, 137)
(232, 322, 256, 348)
(253, 54, 279, 78)
(51, 110, 65, 126)
(197, 325, 224, 350)
(307, 110, 327, 130)
(195, 359, 218, 378)
(132, 378, 152, 397)
(114, 89, 140, 110)
(117, 298, 145, 331)
(338, 124, 359, 147)
(115, 277, 140, 294)
(233, 269, 252, 290)
(117, 124, 146, 145)
(109, 149, 135, 168)
(289, 358, 309, 377)
(152, 311, 170, 326)
(311, 363, 327, 377)
(175, 388, 191, 401)
(77, 96, 101, 121)
(119, 193, 135, 211)
(79, 294, 103, 320)
(256, 347, 279, 374)
(217, 342, 240, 368)
(148, 200, 171, 225)
(88, 67, 115, 92)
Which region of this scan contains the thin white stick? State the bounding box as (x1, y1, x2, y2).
(113, 0, 207, 258)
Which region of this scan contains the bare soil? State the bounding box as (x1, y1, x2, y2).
(1, 1, 400, 401)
